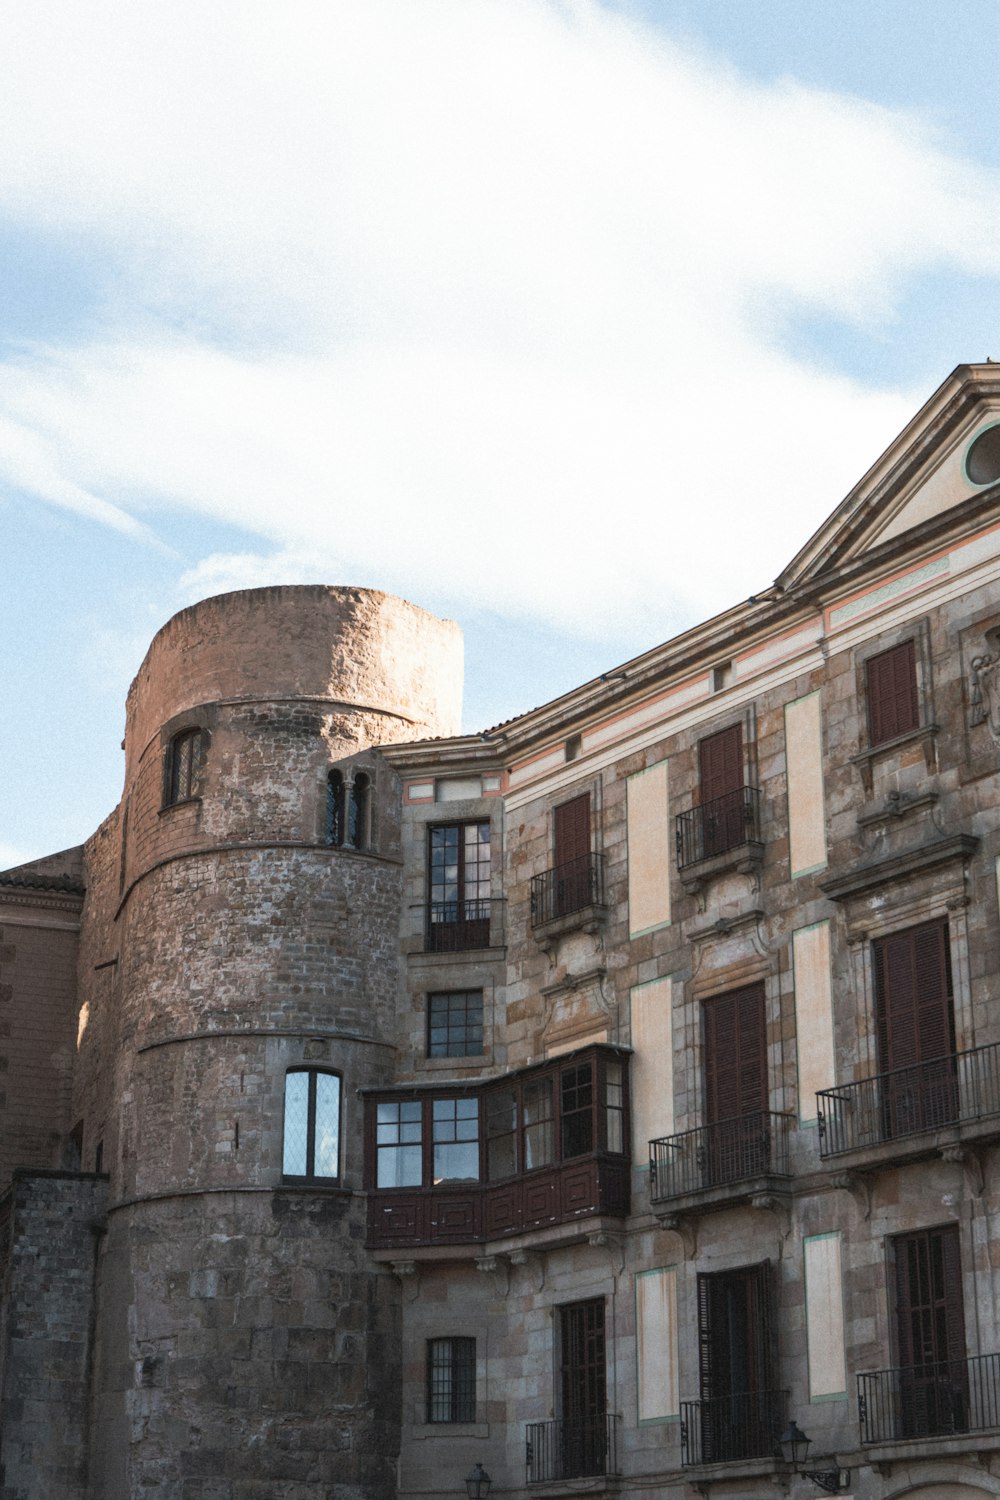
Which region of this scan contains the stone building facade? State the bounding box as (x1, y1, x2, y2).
(3, 361, 1000, 1500)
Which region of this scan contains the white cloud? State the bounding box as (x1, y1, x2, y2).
(0, 1, 997, 641)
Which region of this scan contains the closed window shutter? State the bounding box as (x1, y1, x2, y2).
(866, 640, 919, 745)
(874, 920, 953, 1073)
(699, 724, 743, 804)
(703, 984, 767, 1124)
(697, 1271, 719, 1403)
(895, 1224, 965, 1369)
(555, 793, 591, 866)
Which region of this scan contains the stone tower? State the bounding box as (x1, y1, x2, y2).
(73, 586, 462, 1497)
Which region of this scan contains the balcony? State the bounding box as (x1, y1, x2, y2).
(526, 1414, 619, 1485)
(859, 1353, 1000, 1446)
(675, 787, 762, 895)
(816, 1042, 1000, 1166)
(530, 853, 606, 944)
(649, 1111, 793, 1215)
(424, 898, 501, 953)
(367, 1151, 630, 1248)
(681, 1389, 787, 1466)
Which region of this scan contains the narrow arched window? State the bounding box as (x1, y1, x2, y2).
(348, 771, 371, 851)
(166, 728, 202, 806)
(326, 770, 346, 847)
(283, 1069, 341, 1182)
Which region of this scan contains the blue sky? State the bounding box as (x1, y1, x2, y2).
(2, 0, 1000, 867)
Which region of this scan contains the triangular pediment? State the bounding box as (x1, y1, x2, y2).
(779, 363, 1000, 590)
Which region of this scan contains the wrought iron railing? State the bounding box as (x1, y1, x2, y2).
(530, 852, 605, 927)
(680, 1389, 787, 1466)
(525, 1413, 619, 1484)
(424, 898, 497, 952)
(858, 1353, 1000, 1444)
(675, 786, 761, 869)
(816, 1042, 1000, 1158)
(650, 1112, 793, 1202)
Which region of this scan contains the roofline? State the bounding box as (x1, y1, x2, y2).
(778, 362, 1000, 589)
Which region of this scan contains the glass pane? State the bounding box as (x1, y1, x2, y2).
(378, 1143, 422, 1188)
(283, 1072, 309, 1176)
(314, 1073, 340, 1178)
(524, 1120, 554, 1169)
(433, 1140, 479, 1183)
(486, 1088, 517, 1179)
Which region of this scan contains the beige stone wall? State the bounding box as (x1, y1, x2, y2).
(390, 557, 1000, 1499)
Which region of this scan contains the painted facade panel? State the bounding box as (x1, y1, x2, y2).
(804, 1233, 847, 1400)
(793, 921, 835, 1124)
(785, 690, 827, 876)
(636, 1266, 679, 1422)
(630, 977, 674, 1153)
(627, 760, 670, 936)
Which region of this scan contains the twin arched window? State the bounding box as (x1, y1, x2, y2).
(326, 769, 371, 850)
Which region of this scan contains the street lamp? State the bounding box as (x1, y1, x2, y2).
(464, 1461, 492, 1499)
(779, 1420, 850, 1494)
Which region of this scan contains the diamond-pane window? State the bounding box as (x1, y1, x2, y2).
(165, 728, 202, 806)
(282, 1069, 341, 1182)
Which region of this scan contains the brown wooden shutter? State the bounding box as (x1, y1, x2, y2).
(866, 639, 919, 745)
(697, 1271, 719, 1403)
(874, 919, 954, 1074)
(703, 984, 767, 1124)
(895, 1224, 965, 1369)
(555, 793, 591, 867)
(698, 1261, 774, 1400)
(699, 724, 743, 804)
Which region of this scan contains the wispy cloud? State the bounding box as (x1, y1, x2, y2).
(0, 1, 997, 640)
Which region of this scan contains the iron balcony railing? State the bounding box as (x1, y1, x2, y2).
(424, 898, 497, 953)
(676, 786, 761, 869)
(650, 1111, 793, 1202)
(858, 1353, 1000, 1444)
(525, 1414, 619, 1485)
(816, 1041, 1000, 1158)
(530, 852, 605, 927)
(681, 1389, 788, 1466)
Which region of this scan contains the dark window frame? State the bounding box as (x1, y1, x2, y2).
(367, 1048, 629, 1193)
(282, 1067, 343, 1185)
(164, 727, 203, 807)
(865, 638, 920, 747)
(427, 1336, 476, 1423)
(427, 989, 485, 1058)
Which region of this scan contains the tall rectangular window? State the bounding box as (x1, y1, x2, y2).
(431, 1097, 480, 1182)
(698, 724, 745, 857)
(697, 1262, 776, 1462)
(551, 793, 593, 917)
(427, 1337, 476, 1422)
(892, 1224, 967, 1437)
(165, 727, 203, 806)
(428, 990, 484, 1057)
(874, 919, 956, 1137)
(560, 1064, 595, 1159)
(866, 639, 919, 746)
(376, 1100, 423, 1188)
(702, 983, 767, 1182)
(283, 1069, 341, 1182)
(560, 1300, 607, 1478)
(427, 822, 491, 951)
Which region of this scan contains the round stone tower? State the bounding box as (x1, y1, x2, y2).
(80, 587, 462, 1499)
